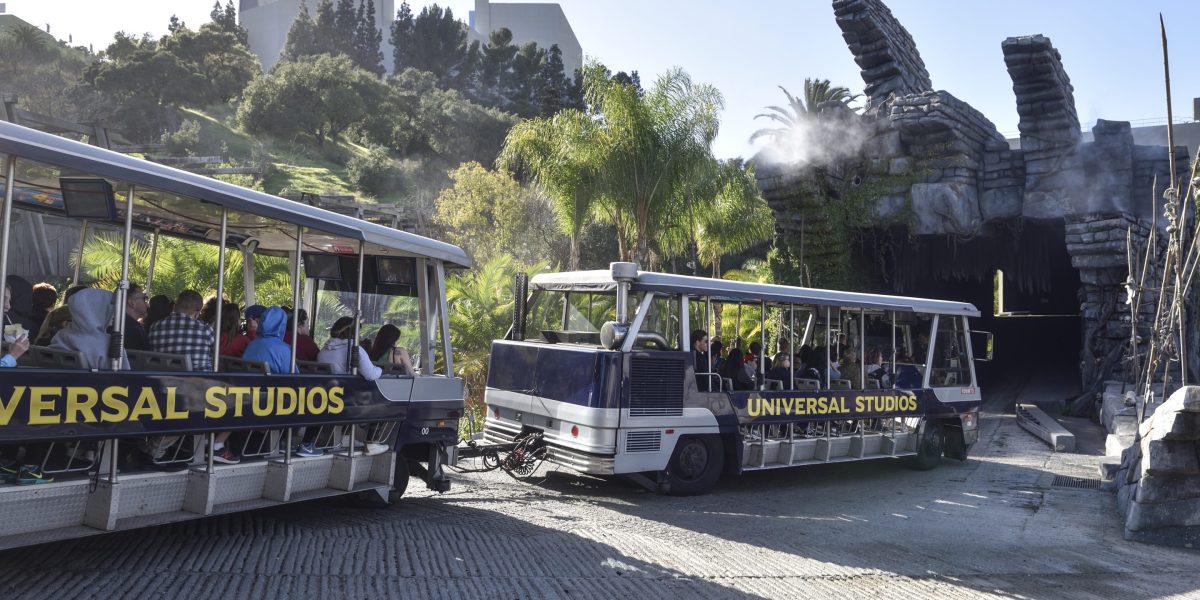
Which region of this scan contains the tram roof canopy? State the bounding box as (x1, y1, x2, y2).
(0, 121, 472, 268)
(530, 267, 981, 317)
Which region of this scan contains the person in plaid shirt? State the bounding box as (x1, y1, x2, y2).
(149, 290, 214, 371)
(147, 290, 240, 464)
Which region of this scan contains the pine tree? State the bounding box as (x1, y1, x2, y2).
(353, 0, 384, 75)
(209, 0, 248, 45)
(282, 0, 318, 61)
(389, 1, 414, 72)
(313, 0, 338, 55)
(535, 44, 570, 117)
(334, 0, 358, 55)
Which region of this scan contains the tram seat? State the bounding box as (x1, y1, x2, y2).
(297, 360, 333, 374)
(762, 378, 784, 391)
(830, 379, 852, 390)
(721, 377, 733, 392)
(127, 349, 192, 372)
(220, 356, 270, 373)
(25, 345, 86, 369)
(794, 378, 820, 390)
(379, 363, 412, 377)
(866, 376, 882, 389)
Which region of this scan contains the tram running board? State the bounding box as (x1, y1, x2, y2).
(741, 432, 917, 471)
(0, 452, 395, 551)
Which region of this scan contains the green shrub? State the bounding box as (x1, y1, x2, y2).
(347, 146, 407, 198)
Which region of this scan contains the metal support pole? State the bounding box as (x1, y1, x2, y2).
(824, 306, 831, 387)
(789, 305, 795, 386)
(207, 432, 215, 473)
(212, 211, 227, 371)
(759, 300, 767, 387)
(72, 220, 88, 285)
(146, 228, 160, 294)
(348, 424, 357, 457)
(416, 259, 432, 374)
(0, 151, 14, 314)
(285, 429, 293, 465)
(111, 185, 135, 371)
(351, 241, 365, 374)
(289, 226, 303, 373)
(435, 261, 454, 376)
(860, 308, 866, 389)
(108, 439, 119, 483)
(891, 311, 897, 388)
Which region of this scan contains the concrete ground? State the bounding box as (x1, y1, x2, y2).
(1, 392, 1197, 598)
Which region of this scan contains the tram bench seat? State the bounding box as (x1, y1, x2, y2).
(127, 349, 192, 372)
(830, 379, 852, 390)
(20, 345, 86, 369)
(220, 356, 270, 373)
(722, 377, 733, 392)
(794, 378, 820, 390)
(762, 378, 784, 391)
(297, 360, 333, 374)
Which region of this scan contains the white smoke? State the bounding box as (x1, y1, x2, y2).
(753, 106, 873, 169)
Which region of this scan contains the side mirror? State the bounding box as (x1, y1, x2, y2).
(970, 330, 993, 361)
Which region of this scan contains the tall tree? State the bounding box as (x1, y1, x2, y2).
(352, 0, 384, 75)
(534, 44, 571, 117)
(405, 5, 473, 90)
(210, 0, 248, 45)
(333, 0, 359, 55)
(281, 0, 318, 61)
(389, 1, 414, 71)
(313, 0, 338, 53)
(749, 78, 859, 144)
(499, 63, 726, 266)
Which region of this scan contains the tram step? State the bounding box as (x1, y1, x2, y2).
(742, 432, 917, 470)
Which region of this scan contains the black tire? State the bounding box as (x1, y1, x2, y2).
(664, 435, 723, 496)
(388, 453, 410, 502)
(909, 421, 944, 471)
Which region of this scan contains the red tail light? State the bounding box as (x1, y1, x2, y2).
(570, 425, 579, 437)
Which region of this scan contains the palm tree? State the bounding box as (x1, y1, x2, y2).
(749, 78, 859, 145)
(6, 23, 49, 57)
(498, 110, 598, 270)
(499, 61, 724, 267)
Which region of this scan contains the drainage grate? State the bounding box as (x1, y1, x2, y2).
(1051, 475, 1102, 490)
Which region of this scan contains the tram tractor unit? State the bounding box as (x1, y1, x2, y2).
(476, 262, 988, 495)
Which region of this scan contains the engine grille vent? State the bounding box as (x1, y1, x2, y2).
(629, 356, 684, 417)
(625, 430, 662, 453)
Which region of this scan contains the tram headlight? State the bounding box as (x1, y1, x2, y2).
(960, 413, 978, 431)
(600, 321, 628, 350)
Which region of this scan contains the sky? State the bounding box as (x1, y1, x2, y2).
(7, 0, 1200, 160)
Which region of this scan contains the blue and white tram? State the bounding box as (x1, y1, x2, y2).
(482, 263, 986, 495)
(0, 120, 470, 548)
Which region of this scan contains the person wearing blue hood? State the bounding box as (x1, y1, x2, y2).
(243, 306, 296, 374)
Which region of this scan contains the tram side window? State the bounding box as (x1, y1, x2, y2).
(636, 294, 681, 350)
(929, 316, 970, 386)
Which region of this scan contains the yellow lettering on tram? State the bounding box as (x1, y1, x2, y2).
(165, 387, 187, 419)
(229, 387, 250, 418)
(129, 387, 163, 421)
(276, 387, 298, 416)
(100, 386, 130, 422)
(28, 387, 61, 425)
(66, 387, 99, 424)
(205, 387, 227, 418)
(0, 386, 27, 426)
(327, 387, 344, 414)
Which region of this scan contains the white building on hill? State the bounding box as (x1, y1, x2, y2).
(468, 0, 582, 76)
(239, 0, 396, 72)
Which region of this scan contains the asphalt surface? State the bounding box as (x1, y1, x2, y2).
(1, 388, 1197, 599)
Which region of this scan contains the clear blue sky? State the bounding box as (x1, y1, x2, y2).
(10, 0, 1200, 159)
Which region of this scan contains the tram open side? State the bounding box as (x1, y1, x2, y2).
(480, 263, 987, 495)
(0, 120, 470, 548)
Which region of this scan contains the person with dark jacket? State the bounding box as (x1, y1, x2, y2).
(122, 283, 150, 351)
(244, 306, 296, 374)
(719, 348, 756, 391)
(3, 275, 36, 331)
(691, 329, 713, 391)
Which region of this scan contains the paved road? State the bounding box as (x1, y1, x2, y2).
(1, 407, 1197, 599)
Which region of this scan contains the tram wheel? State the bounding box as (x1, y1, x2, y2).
(909, 422, 944, 471)
(664, 435, 723, 496)
(384, 454, 410, 503)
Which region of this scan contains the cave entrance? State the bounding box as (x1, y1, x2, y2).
(855, 219, 1081, 402)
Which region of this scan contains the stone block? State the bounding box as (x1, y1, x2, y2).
(910, 182, 981, 235)
(1125, 497, 1200, 531)
(887, 156, 911, 174)
(1106, 433, 1136, 458)
(1141, 438, 1200, 475)
(1135, 473, 1200, 504)
(979, 187, 1022, 220)
(873, 193, 908, 220)
(1145, 412, 1200, 442)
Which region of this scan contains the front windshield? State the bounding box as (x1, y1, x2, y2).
(523, 290, 618, 344)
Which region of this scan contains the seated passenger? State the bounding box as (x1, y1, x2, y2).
(215, 302, 243, 356)
(223, 304, 265, 358)
(285, 309, 320, 362)
(719, 348, 756, 391)
(35, 305, 71, 346)
(244, 306, 296, 374)
(766, 354, 792, 388)
(51, 288, 128, 369)
(318, 316, 381, 380)
(4, 275, 36, 331)
(30, 282, 58, 332)
(149, 290, 215, 371)
(122, 283, 150, 351)
(1, 329, 29, 367)
(841, 348, 862, 388)
(710, 338, 725, 373)
(865, 346, 892, 388)
(690, 329, 713, 391)
(143, 294, 173, 331)
(368, 323, 414, 374)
